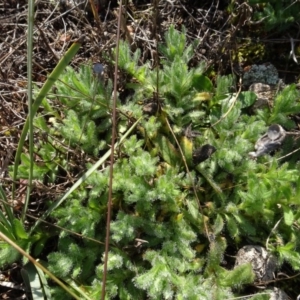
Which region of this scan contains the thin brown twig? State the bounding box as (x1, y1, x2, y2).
(101, 1, 123, 299)
(152, 0, 160, 101)
(253, 271, 300, 286)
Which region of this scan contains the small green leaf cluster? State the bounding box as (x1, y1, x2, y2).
(235, 0, 300, 32)
(48, 64, 114, 156)
(0, 218, 31, 265)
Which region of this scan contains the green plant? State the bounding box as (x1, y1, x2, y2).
(2, 24, 300, 299)
(249, 0, 300, 32)
(229, 0, 300, 33)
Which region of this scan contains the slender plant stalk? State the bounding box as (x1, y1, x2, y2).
(101, 2, 123, 298)
(23, 0, 34, 223)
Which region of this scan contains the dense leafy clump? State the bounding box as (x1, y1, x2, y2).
(230, 0, 300, 32)
(2, 25, 300, 299)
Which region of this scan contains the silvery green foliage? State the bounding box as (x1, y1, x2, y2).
(8, 25, 300, 299)
(249, 0, 300, 32)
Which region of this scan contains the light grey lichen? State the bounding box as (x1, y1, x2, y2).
(249, 124, 286, 158)
(234, 245, 277, 282)
(243, 64, 279, 86)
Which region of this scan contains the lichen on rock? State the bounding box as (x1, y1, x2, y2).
(243, 64, 279, 86)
